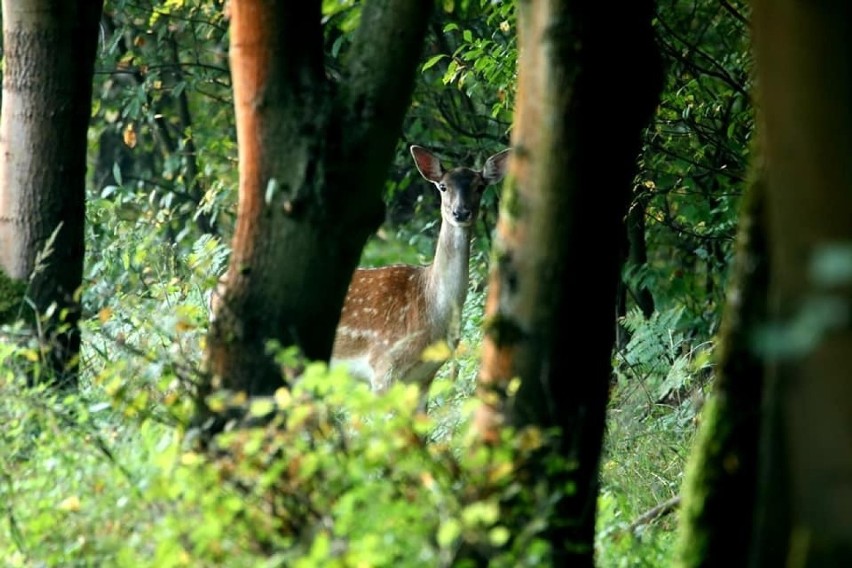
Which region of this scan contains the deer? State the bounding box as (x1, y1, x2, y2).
(330, 145, 510, 393)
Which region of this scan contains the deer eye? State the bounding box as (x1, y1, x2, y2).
(437, 182, 448, 192)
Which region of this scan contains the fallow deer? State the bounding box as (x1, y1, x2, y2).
(331, 145, 510, 392)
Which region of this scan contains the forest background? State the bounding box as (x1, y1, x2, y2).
(2, 0, 846, 566)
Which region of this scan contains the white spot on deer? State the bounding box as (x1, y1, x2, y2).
(329, 356, 374, 384)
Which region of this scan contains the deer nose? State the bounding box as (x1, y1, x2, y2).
(453, 207, 472, 222)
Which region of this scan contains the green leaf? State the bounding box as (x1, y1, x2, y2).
(489, 526, 510, 546)
(422, 54, 447, 72)
(438, 519, 461, 548)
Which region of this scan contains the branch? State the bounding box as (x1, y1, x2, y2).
(656, 17, 749, 98)
(342, 0, 433, 150)
(646, 141, 747, 183)
(169, 36, 216, 234)
(626, 495, 681, 534)
(718, 0, 749, 27)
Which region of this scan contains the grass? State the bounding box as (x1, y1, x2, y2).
(0, 222, 707, 566)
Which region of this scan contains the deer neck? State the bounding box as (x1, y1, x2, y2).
(425, 218, 472, 335)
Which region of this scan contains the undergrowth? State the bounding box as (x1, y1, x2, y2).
(595, 307, 712, 567)
(0, 206, 711, 566)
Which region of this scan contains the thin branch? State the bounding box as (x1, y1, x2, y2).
(626, 495, 682, 534)
(169, 36, 216, 234)
(655, 17, 749, 98)
(718, 0, 749, 27)
(645, 142, 747, 183)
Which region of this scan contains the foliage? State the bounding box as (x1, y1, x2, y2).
(0, 329, 561, 566)
(0, 200, 551, 565)
(0, 271, 26, 324)
(92, 0, 236, 243)
(595, 307, 713, 566)
(632, 0, 752, 335)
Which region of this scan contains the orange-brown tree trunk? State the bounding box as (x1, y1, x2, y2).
(0, 0, 104, 388)
(205, 0, 432, 396)
(476, 1, 661, 562)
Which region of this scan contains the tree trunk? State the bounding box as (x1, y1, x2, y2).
(749, 1, 852, 564)
(676, 173, 768, 566)
(617, 191, 656, 349)
(627, 191, 656, 318)
(475, 1, 662, 563)
(205, 0, 432, 396)
(0, 0, 104, 388)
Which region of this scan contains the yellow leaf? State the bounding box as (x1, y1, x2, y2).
(421, 341, 452, 363)
(488, 460, 513, 483)
(123, 123, 137, 148)
(58, 495, 81, 512)
(207, 396, 226, 413)
(462, 500, 500, 527)
(517, 426, 544, 452)
(420, 471, 435, 490)
(180, 452, 202, 466)
(249, 397, 274, 417)
(274, 387, 292, 408)
(489, 526, 510, 546)
(98, 308, 113, 324)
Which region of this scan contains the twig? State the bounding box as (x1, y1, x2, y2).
(627, 495, 682, 533)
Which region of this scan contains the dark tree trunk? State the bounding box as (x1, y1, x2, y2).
(617, 191, 656, 349)
(627, 191, 656, 318)
(475, 1, 662, 564)
(205, 0, 433, 396)
(169, 36, 216, 235)
(0, 0, 104, 389)
(676, 174, 768, 566)
(678, 2, 852, 565)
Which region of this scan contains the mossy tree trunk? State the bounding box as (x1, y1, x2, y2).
(679, 1, 852, 564)
(205, 1, 433, 396)
(0, 0, 104, 388)
(475, 1, 662, 563)
(749, 1, 852, 563)
(676, 174, 768, 566)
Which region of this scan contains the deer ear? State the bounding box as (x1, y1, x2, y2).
(410, 145, 444, 183)
(482, 148, 511, 184)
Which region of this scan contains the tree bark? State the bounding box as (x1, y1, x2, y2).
(617, 192, 656, 349)
(676, 172, 768, 566)
(627, 191, 656, 318)
(475, 1, 662, 563)
(0, 0, 104, 388)
(749, 1, 852, 564)
(205, 0, 432, 396)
